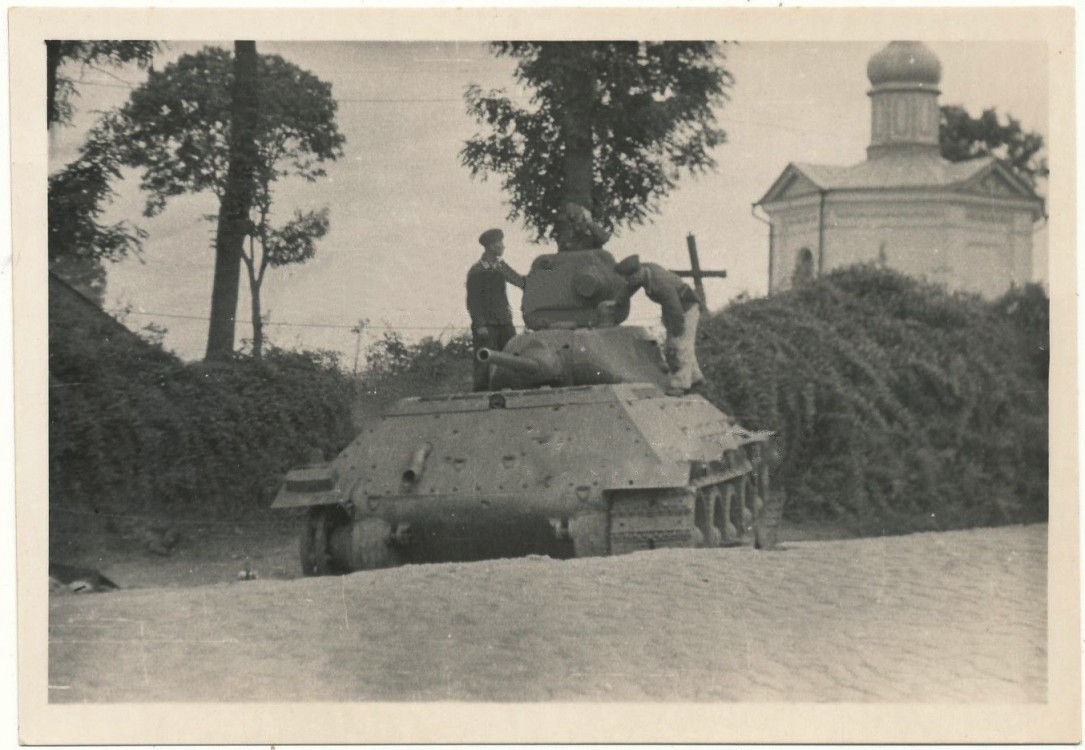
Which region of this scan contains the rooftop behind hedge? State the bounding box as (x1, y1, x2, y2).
(697, 265, 1049, 535)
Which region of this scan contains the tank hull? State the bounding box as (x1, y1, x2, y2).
(275, 383, 772, 574)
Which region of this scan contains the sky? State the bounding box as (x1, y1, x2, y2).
(49, 40, 1050, 363)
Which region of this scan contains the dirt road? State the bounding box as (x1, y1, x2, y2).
(48, 524, 1046, 702)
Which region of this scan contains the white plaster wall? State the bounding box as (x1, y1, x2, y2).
(767, 195, 1036, 297)
(769, 205, 820, 292)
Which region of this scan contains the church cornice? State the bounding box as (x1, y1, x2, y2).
(755, 163, 814, 206)
(958, 159, 1045, 206)
(758, 157, 1044, 221)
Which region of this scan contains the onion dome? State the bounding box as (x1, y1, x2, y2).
(867, 41, 942, 87)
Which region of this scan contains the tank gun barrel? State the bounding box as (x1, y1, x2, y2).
(477, 348, 542, 374)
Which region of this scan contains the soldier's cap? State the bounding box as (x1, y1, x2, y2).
(563, 202, 592, 222)
(615, 255, 641, 276)
(478, 228, 504, 247)
(563, 202, 612, 248)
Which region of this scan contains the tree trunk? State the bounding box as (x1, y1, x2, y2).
(249, 269, 263, 362)
(46, 40, 61, 127)
(205, 41, 260, 362)
(556, 44, 594, 250)
(562, 98, 593, 210)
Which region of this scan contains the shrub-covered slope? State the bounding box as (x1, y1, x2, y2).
(49, 321, 356, 517)
(698, 266, 1048, 534)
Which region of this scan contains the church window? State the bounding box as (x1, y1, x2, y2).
(792, 247, 815, 287)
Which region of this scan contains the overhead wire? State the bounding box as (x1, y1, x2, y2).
(68, 79, 867, 143)
(109, 307, 662, 330)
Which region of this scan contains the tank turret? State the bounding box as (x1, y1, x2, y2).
(478, 248, 673, 391)
(521, 248, 630, 331)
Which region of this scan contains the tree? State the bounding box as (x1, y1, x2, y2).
(47, 41, 159, 127)
(939, 105, 1048, 189)
(206, 41, 261, 361)
(462, 42, 734, 247)
(116, 45, 345, 360)
(47, 42, 159, 303)
(244, 208, 329, 360)
(49, 112, 148, 272)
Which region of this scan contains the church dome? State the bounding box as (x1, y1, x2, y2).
(867, 41, 942, 87)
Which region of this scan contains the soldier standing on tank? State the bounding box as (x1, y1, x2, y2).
(556, 202, 611, 252)
(467, 228, 525, 391)
(615, 254, 706, 396)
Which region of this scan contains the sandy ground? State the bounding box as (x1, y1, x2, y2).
(48, 523, 1046, 703)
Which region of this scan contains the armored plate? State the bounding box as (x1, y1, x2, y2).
(273, 383, 760, 515)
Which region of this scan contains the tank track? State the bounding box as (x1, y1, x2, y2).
(608, 489, 697, 555)
(605, 474, 764, 555)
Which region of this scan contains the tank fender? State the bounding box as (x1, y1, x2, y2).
(271, 463, 345, 509)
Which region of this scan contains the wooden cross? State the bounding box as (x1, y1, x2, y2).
(670, 233, 727, 310)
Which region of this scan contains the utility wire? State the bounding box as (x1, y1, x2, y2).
(72, 79, 135, 90)
(110, 307, 660, 330)
(68, 80, 866, 142)
(111, 309, 460, 331)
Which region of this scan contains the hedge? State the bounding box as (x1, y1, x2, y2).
(49, 325, 357, 517)
(697, 265, 1048, 534)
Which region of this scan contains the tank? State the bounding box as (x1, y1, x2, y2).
(273, 248, 773, 575)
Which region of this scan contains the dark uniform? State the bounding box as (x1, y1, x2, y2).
(467, 256, 525, 391)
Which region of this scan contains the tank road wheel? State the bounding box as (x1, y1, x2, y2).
(745, 474, 765, 526)
(695, 488, 722, 548)
(715, 483, 741, 547)
(300, 507, 334, 576)
(754, 488, 787, 551)
(736, 476, 753, 536)
(348, 519, 403, 571)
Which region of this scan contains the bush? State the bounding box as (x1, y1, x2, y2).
(49, 325, 357, 517)
(362, 330, 473, 381)
(353, 331, 474, 420)
(698, 266, 1048, 535)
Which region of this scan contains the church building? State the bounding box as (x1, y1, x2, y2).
(756, 41, 1045, 297)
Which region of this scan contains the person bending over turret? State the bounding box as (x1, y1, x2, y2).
(615, 254, 706, 396)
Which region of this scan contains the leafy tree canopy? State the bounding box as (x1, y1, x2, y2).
(261, 207, 330, 268)
(49, 112, 148, 266)
(118, 46, 345, 217)
(462, 42, 734, 242)
(939, 105, 1048, 189)
(48, 42, 160, 300)
(47, 41, 160, 126)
